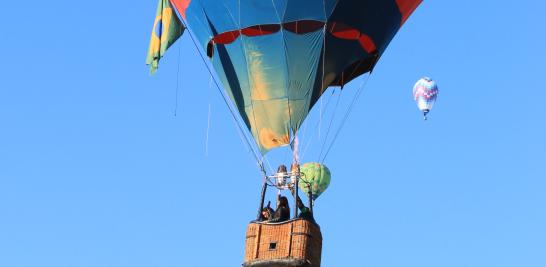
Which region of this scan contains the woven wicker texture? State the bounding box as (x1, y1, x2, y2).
(243, 219, 322, 267)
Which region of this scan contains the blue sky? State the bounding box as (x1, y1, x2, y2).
(1, 1, 545, 267)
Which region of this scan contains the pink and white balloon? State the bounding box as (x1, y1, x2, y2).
(413, 77, 438, 120)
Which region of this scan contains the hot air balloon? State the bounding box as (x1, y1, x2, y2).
(149, 1, 423, 266)
(413, 77, 439, 120)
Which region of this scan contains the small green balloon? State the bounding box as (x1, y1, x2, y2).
(298, 162, 331, 200)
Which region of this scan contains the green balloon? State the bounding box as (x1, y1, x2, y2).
(298, 162, 331, 200)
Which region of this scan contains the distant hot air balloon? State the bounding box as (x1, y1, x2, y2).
(413, 77, 438, 120)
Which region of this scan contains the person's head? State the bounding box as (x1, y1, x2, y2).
(278, 196, 289, 208)
(261, 208, 271, 219)
(277, 164, 287, 174)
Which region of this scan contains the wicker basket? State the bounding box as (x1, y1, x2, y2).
(243, 218, 322, 267)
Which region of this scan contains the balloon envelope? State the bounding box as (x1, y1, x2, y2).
(299, 162, 331, 200)
(171, 0, 422, 153)
(413, 77, 438, 114)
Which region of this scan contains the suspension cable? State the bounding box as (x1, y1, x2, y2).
(174, 41, 182, 116)
(179, 17, 266, 175)
(317, 83, 343, 161)
(234, 0, 270, 174)
(321, 73, 371, 163)
(301, 88, 337, 161)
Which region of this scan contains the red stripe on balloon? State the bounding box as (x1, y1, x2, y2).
(327, 22, 377, 54)
(212, 30, 240, 44)
(205, 20, 379, 57)
(358, 35, 376, 53)
(395, 0, 422, 25)
(283, 20, 324, 34)
(241, 24, 281, 37)
(327, 22, 360, 40)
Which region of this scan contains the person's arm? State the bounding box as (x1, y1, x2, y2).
(269, 209, 281, 222)
(280, 206, 290, 221)
(290, 187, 308, 212)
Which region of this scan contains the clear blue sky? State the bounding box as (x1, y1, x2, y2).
(1, 1, 545, 267)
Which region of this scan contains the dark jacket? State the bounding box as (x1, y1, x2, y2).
(270, 196, 290, 222)
(269, 206, 290, 223)
(295, 195, 315, 222)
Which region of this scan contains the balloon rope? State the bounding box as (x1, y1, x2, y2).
(205, 102, 211, 156)
(307, 24, 328, 161)
(235, 0, 275, 176)
(270, 0, 296, 148)
(298, 110, 310, 156)
(319, 28, 326, 139)
(174, 40, 182, 117)
(204, 55, 215, 156)
(319, 0, 329, 140)
(179, 17, 265, 174)
(319, 99, 323, 139)
(205, 75, 212, 156)
(217, 0, 270, 175)
(317, 58, 368, 161)
(301, 88, 336, 161)
(321, 73, 371, 163)
(317, 86, 343, 161)
(235, 1, 269, 174)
